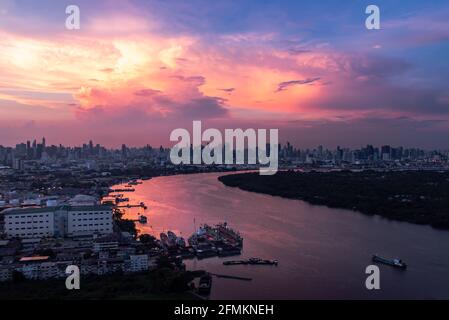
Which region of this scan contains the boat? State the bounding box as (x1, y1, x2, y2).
(195, 247, 217, 259)
(160, 233, 170, 247)
(223, 258, 278, 266)
(190, 222, 243, 247)
(372, 254, 407, 269)
(198, 274, 212, 294)
(179, 247, 195, 259)
(139, 202, 148, 210)
(217, 246, 241, 257)
(167, 231, 178, 246)
(109, 188, 135, 192)
(176, 237, 186, 247)
(222, 260, 246, 265)
(248, 258, 278, 265)
(138, 215, 148, 224)
(213, 222, 243, 247)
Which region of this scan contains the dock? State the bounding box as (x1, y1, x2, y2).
(109, 188, 135, 192)
(117, 204, 147, 209)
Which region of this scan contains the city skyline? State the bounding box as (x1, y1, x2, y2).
(0, 1, 448, 148)
(2, 135, 448, 167)
(2, 135, 449, 152)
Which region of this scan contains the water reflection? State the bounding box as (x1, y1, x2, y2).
(112, 173, 449, 299)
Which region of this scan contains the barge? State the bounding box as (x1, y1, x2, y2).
(223, 258, 278, 266)
(372, 254, 407, 269)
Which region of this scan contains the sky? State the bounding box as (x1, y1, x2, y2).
(0, 0, 448, 148)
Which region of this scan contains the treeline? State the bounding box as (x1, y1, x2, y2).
(219, 170, 449, 229)
(0, 269, 199, 300)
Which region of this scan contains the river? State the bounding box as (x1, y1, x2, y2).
(113, 172, 449, 299)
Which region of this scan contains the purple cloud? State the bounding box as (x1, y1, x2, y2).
(276, 77, 321, 92)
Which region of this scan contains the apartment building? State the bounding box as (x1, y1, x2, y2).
(67, 206, 113, 237)
(3, 207, 55, 239)
(3, 205, 113, 239)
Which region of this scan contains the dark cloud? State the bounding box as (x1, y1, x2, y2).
(171, 75, 206, 86)
(176, 97, 228, 119)
(276, 77, 320, 92)
(278, 117, 449, 149)
(218, 88, 235, 93)
(312, 79, 449, 115)
(342, 54, 411, 80)
(134, 89, 162, 97)
(288, 48, 311, 55)
(299, 53, 449, 116)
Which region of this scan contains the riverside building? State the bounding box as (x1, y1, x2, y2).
(3, 205, 113, 239)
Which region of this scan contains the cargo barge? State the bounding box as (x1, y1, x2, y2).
(223, 258, 278, 266)
(372, 254, 407, 269)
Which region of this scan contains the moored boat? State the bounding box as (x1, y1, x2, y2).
(167, 231, 178, 246)
(198, 274, 212, 294)
(223, 258, 278, 266)
(160, 233, 170, 247)
(138, 215, 148, 224)
(176, 237, 186, 247)
(372, 254, 407, 269)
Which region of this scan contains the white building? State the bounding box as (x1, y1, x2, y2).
(67, 206, 113, 237)
(21, 263, 40, 280)
(68, 194, 98, 206)
(3, 205, 113, 239)
(3, 207, 55, 239)
(92, 240, 119, 252)
(128, 254, 149, 272)
(16, 262, 67, 281)
(0, 267, 12, 282)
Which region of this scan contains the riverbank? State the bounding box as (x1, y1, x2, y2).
(102, 172, 449, 299)
(218, 170, 449, 229)
(0, 269, 200, 300)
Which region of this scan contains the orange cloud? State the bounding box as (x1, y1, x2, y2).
(0, 15, 333, 124)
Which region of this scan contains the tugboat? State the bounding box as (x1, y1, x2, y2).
(138, 215, 148, 224)
(217, 246, 241, 257)
(167, 231, 178, 247)
(372, 254, 407, 269)
(140, 202, 148, 210)
(160, 233, 170, 247)
(176, 237, 186, 247)
(198, 274, 212, 295)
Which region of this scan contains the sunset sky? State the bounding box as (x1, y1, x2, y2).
(0, 0, 448, 148)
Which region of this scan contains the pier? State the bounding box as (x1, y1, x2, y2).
(109, 188, 135, 193)
(117, 204, 147, 209)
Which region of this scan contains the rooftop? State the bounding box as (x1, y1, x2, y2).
(3, 205, 112, 215)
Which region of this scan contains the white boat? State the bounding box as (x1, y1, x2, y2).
(167, 231, 178, 246)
